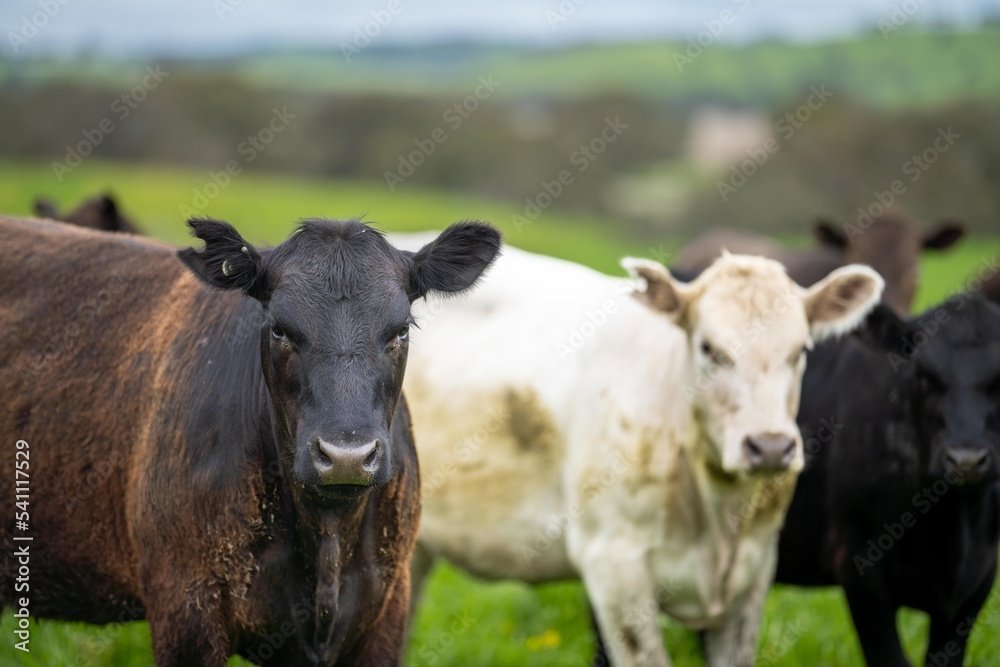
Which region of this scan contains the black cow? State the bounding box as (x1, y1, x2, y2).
(777, 295, 1000, 667)
(0, 215, 501, 665)
(34, 193, 141, 234)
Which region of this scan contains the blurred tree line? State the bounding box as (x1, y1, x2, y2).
(1, 74, 996, 234)
(682, 98, 1000, 235)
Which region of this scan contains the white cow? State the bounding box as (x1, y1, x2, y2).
(397, 237, 882, 666)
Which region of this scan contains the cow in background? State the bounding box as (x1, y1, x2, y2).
(674, 208, 963, 314)
(34, 193, 141, 234)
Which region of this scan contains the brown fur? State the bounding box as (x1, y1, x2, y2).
(674, 209, 964, 314)
(0, 216, 420, 666)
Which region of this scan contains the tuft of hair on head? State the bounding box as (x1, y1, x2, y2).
(177, 218, 265, 296)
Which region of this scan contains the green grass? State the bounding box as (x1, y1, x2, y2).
(0, 159, 644, 276)
(1, 159, 998, 666)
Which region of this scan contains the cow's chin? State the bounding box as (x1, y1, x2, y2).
(926, 464, 1000, 492)
(305, 483, 373, 506)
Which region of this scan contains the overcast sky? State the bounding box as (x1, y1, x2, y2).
(3, 0, 999, 58)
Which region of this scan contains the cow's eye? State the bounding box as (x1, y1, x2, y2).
(700, 340, 732, 367)
(271, 323, 286, 342)
(387, 324, 410, 351)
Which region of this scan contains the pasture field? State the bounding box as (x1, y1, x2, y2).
(0, 159, 998, 666)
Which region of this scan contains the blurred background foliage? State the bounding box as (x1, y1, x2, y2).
(2, 26, 999, 237)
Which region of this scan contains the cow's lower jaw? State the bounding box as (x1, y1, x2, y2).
(937, 468, 999, 491)
(303, 482, 373, 506)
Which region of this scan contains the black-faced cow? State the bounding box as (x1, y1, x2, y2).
(777, 295, 1000, 667)
(0, 215, 501, 665)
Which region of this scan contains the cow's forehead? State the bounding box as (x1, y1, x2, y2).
(919, 343, 1000, 387)
(267, 219, 409, 300)
(689, 260, 809, 352)
(915, 305, 1000, 382)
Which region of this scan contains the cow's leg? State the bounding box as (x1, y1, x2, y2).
(407, 541, 435, 631)
(701, 546, 775, 667)
(924, 618, 970, 667)
(923, 578, 993, 667)
(144, 585, 229, 667)
(579, 544, 671, 667)
(588, 602, 611, 667)
(839, 574, 909, 667)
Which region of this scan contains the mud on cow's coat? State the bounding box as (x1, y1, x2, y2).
(393, 233, 882, 667)
(0, 215, 501, 666)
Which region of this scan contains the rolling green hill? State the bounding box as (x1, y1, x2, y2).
(4, 27, 1000, 109)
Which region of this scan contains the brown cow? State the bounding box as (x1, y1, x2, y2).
(674, 208, 964, 314)
(0, 215, 501, 665)
(34, 193, 141, 234)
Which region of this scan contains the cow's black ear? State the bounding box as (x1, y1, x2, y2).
(923, 221, 965, 250)
(34, 198, 58, 219)
(856, 303, 910, 355)
(99, 194, 119, 218)
(814, 219, 847, 249)
(177, 218, 264, 296)
(407, 221, 502, 299)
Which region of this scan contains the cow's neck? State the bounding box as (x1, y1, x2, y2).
(919, 483, 999, 559)
(258, 432, 375, 661)
(680, 436, 796, 542)
(918, 485, 1000, 617)
(221, 299, 369, 661)
(288, 484, 369, 659)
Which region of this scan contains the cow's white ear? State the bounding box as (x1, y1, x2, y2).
(621, 257, 691, 319)
(803, 264, 884, 341)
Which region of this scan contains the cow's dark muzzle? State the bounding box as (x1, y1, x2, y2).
(312, 437, 382, 487)
(943, 446, 994, 486)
